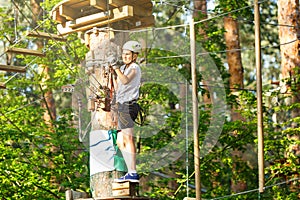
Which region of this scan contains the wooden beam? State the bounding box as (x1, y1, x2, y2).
(0, 64, 26, 73)
(67, 0, 90, 9)
(108, 0, 153, 7)
(131, 4, 152, 17)
(94, 2, 152, 16)
(109, 0, 126, 7)
(113, 5, 133, 18)
(52, 9, 66, 24)
(90, 0, 107, 10)
(125, 15, 155, 30)
(69, 11, 111, 29)
(131, 0, 152, 6)
(59, 4, 79, 20)
(6, 47, 45, 57)
(57, 22, 75, 35)
(26, 31, 67, 42)
(0, 83, 6, 89)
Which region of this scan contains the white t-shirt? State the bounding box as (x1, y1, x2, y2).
(116, 63, 141, 104)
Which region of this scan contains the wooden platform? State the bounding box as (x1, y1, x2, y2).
(51, 0, 154, 35)
(112, 181, 139, 197)
(76, 197, 153, 200)
(66, 181, 154, 200)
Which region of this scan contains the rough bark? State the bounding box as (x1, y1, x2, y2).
(86, 30, 129, 197)
(278, 0, 300, 80)
(224, 16, 244, 91)
(278, 0, 300, 191)
(224, 15, 244, 122)
(224, 13, 247, 194)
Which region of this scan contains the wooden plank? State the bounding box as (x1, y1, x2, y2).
(75, 197, 153, 200)
(67, 0, 90, 9)
(106, 0, 152, 7)
(112, 188, 130, 196)
(6, 47, 45, 57)
(126, 15, 155, 30)
(26, 31, 67, 42)
(112, 182, 139, 197)
(69, 11, 111, 29)
(90, 0, 107, 10)
(99, 196, 152, 200)
(109, 0, 126, 7)
(51, 0, 85, 12)
(0, 64, 26, 73)
(131, 4, 152, 17)
(59, 4, 79, 20)
(52, 9, 66, 24)
(113, 5, 133, 18)
(57, 22, 75, 35)
(108, 2, 153, 16)
(112, 181, 130, 190)
(131, 0, 152, 6)
(0, 83, 5, 89)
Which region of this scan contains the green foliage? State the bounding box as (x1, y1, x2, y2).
(0, 90, 89, 199)
(0, 0, 298, 199)
(0, 1, 89, 198)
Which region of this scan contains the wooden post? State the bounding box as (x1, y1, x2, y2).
(254, 0, 264, 193)
(190, 18, 201, 200)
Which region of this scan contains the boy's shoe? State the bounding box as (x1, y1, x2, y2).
(114, 173, 139, 183)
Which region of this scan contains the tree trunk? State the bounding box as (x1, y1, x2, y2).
(86, 30, 128, 198)
(224, 16, 244, 91)
(224, 15, 244, 122)
(224, 14, 247, 193)
(278, 0, 300, 191)
(31, 0, 57, 122)
(278, 0, 300, 80)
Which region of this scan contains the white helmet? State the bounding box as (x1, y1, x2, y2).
(122, 41, 142, 53)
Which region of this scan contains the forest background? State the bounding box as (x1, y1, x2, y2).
(0, 0, 299, 199)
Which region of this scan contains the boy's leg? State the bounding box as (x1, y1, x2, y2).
(117, 127, 136, 172)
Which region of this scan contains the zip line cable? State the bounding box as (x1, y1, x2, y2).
(149, 38, 298, 60)
(211, 177, 300, 200)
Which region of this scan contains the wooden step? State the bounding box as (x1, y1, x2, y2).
(112, 181, 139, 197)
(6, 47, 45, 57)
(26, 30, 67, 42)
(0, 83, 6, 89)
(0, 64, 26, 73)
